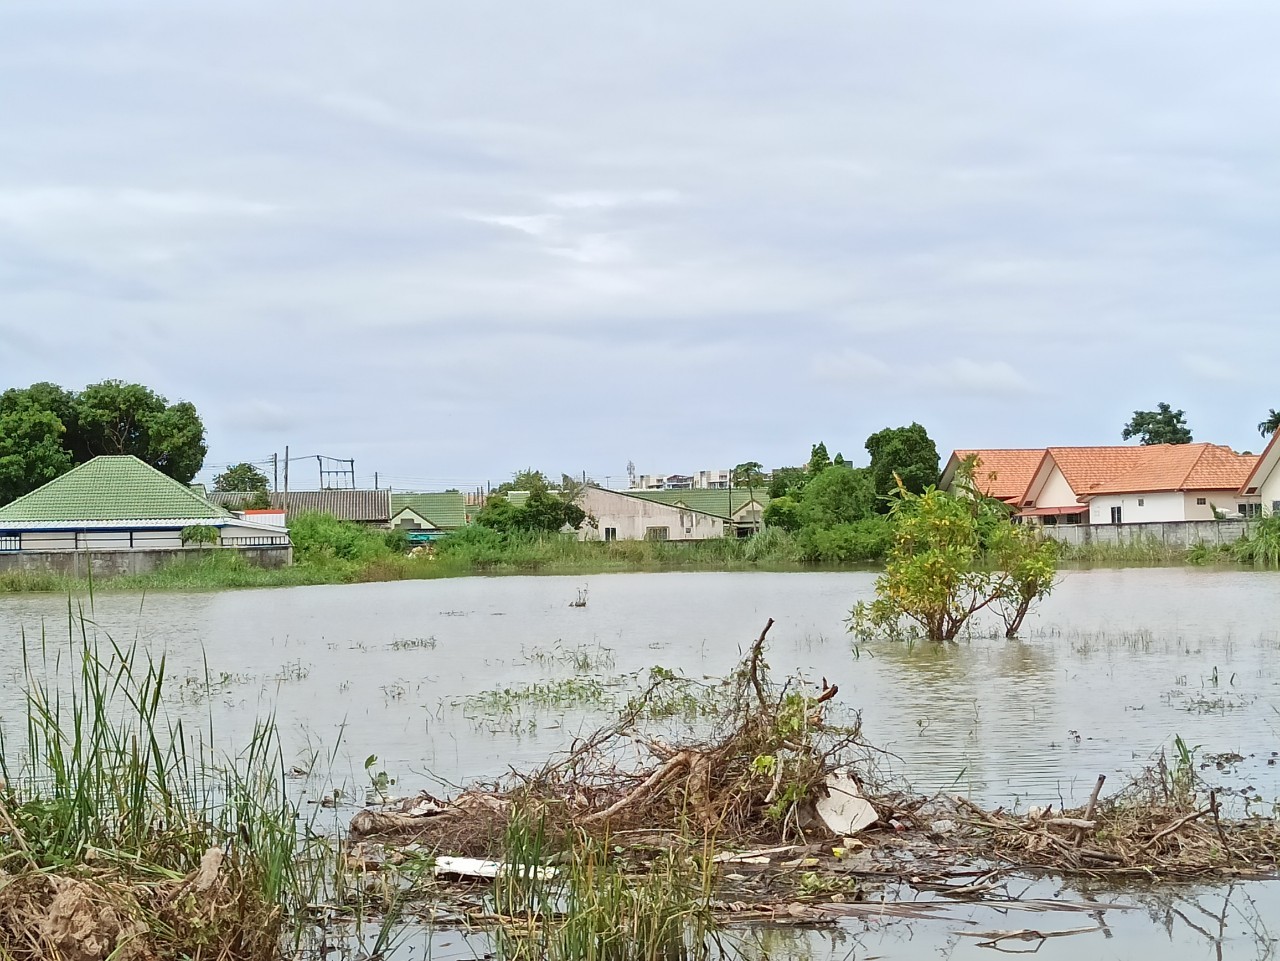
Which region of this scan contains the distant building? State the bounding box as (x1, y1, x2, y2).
(635, 469, 734, 491)
(578, 487, 767, 540)
(208, 489, 391, 526)
(942, 444, 1260, 524)
(0, 456, 290, 556)
(389, 492, 469, 541)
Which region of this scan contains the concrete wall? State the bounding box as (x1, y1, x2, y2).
(1037, 519, 1252, 548)
(578, 487, 724, 541)
(0, 545, 293, 578)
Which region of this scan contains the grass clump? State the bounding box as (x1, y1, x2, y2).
(1231, 514, 1280, 567)
(493, 810, 716, 961)
(0, 618, 314, 960)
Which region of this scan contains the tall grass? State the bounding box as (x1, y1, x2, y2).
(0, 611, 325, 958)
(1232, 515, 1280, 567)
(494, 809, 718, 961)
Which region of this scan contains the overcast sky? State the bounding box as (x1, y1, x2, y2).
(2, 2, 1277, 490)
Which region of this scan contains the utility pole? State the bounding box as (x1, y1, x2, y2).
(272, 452, 278, 492)
(283, 445, 290, 513)
(374, 471, 379, 490)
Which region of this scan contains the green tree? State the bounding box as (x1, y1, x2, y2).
(1121, 402, 1192, 445)
(733, 461, 765, 532)
(806, 443, 832, 475)
(768, 466, 807, 499)
(495, 468, 553, 495)
(0, 401, 73, 505)
(1259, 409, 1280, 438)
(74, 380, 207, 481)
(800, 466, 876, 527)
(864, 423, 939, 507)
(1, 382, 79, 441)
(762, 495, 803, 532)
(849, 469, 1056, 643)
(213, 462, 271, 493)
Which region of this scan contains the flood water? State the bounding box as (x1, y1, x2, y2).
(1, 567, 1278, 958)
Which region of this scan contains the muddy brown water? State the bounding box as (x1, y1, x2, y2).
(1, 567, 1278, 958)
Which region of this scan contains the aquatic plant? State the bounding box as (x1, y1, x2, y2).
(0, 617, 318, 959)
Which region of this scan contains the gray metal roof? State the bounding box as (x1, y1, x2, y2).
(208, 489, 391, 523)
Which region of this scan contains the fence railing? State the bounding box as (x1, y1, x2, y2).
(220, 536, 290, 547)
(0, 535, 18, 552)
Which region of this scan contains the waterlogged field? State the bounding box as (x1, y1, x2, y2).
(2, 567, 1279, 958)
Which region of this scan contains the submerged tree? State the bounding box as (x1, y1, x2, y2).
(1122, 402, 1192, 446)
(849, 463, 1057, 642)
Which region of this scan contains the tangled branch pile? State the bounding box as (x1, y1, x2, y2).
(351, 619, 876, 854)
(949, 761, 1280, 880)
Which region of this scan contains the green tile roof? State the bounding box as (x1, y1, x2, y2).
(0, 456, 231, 522)
(504, 491, 531, 508)
(390, 492, 468, 529)
(627, 488, 768, 519)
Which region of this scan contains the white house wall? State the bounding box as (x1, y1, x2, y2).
(1261, 469, 1280, 515)
(1088, 491, 1186, 524)
(577, 488, 724, 541)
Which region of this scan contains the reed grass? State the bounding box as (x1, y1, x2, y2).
(493, 809, 718, 961)
(0, 610, 335, 959)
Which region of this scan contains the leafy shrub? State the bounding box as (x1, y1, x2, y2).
(288, 511, 391, 564)
(180, 525, 219, 546)
(762, 496, 802, 532)
(794, 518, 891, 563)
(1233, 515, 1280, 567)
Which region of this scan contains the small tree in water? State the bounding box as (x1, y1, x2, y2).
(849, 463, 1056, 642)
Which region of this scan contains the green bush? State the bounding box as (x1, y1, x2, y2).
(180, 524, 219, 546)
(1233, 515, 1280, 567)
(794, 517, 891, 563)
(287, 511, 392, 564)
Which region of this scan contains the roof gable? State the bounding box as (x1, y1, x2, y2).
(944, 449, 1045, 502)
(390, 492, 467, 529)
(1240, 432, 1280, 495)
(0, 456, 230, 522)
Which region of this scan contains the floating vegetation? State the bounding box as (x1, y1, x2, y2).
(460, 677, 616, 714)
(391, 635, 439, 651)
(521, 639, 617, 672)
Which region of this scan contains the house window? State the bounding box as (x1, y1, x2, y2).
(1137, 498, 1145, 507)
(644, 526, 669, 541)
(1240, 504, 1263, 519)
(685, 527, 692, 534)
(603, 527, 617, 542)
(1110, 506, 1123, 524)
(1196, 497, 1207, 506)
(1273, 501, 1280, 515)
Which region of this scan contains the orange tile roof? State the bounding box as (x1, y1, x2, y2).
(1032, 446, 1152, 501)
(951, 449, 1045, 502)
(1077, 444, 1257, 496)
